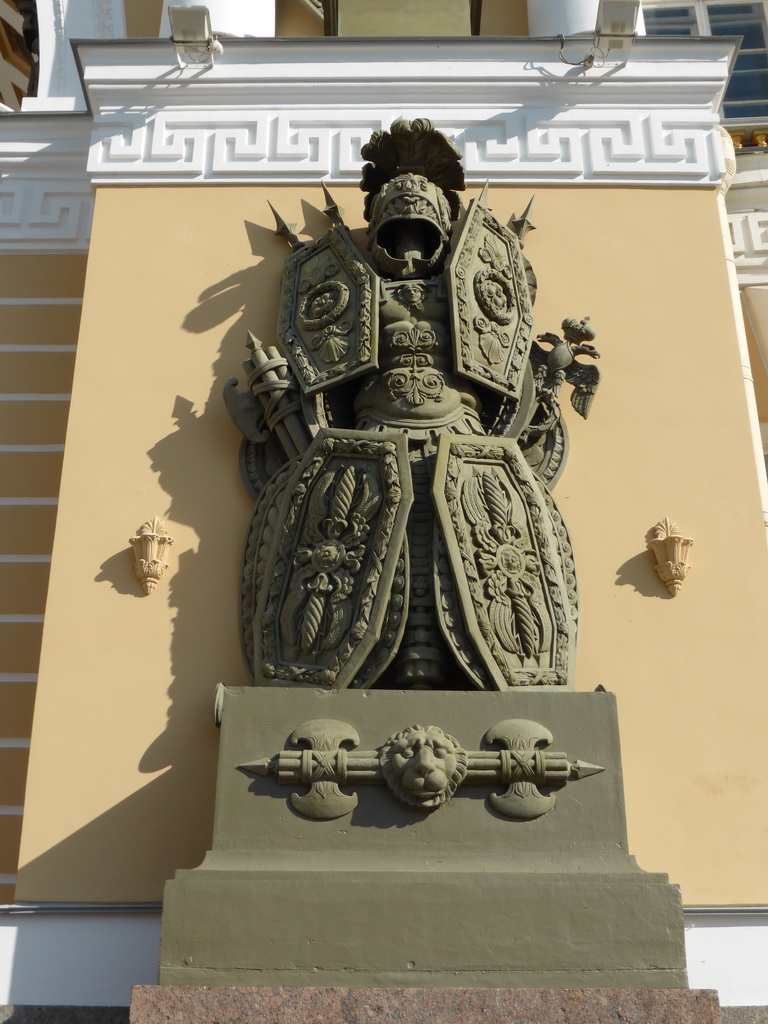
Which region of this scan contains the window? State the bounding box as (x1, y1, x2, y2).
(644, 1, 768, 119)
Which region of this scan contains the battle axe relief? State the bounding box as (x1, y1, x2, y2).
(239, 717, 604, 821)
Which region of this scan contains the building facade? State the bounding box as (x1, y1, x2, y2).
(1, 0, 768, 1008)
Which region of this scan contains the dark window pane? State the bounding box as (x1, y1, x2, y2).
(726, 67, 768, 97)
(643, 6, 698, 33)
(723, 98, 768, 115)
(708, 3, 768, 46)
(709, 3, 759, 14)
(734, 50, 768, 69)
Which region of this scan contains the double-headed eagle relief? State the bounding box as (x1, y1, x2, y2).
(225, 119, 601, 691)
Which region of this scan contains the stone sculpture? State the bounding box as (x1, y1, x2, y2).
(225, 118, 601, 691)
(237, 714, 604, 819)
(159, 121, 689, 992)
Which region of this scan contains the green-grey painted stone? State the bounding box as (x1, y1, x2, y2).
(159, 689, 687, 988)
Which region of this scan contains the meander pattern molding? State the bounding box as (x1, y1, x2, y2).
(0, 38, 731, 247)
(87, 109, 723, 185)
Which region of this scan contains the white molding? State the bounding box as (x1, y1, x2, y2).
(0, 116, 93, 252)
(726, 150, 768, 283)
(79, 37, 731, 186)
(0, 37, 736, 250)
(0, 909, 765, 1006)
(31, 0, 126, 107)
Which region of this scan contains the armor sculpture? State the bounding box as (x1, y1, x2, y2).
(225, 118, 600, 692)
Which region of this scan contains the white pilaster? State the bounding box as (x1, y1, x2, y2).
(22, 0, 126, 111)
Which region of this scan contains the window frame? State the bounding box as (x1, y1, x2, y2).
(642, 0, 768, 123)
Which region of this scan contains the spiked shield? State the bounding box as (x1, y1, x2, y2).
(253, 429, 412, 688)
(432, 435, 576, 688)
(278, 226, 379, 394)
(446, 198, 534, 401)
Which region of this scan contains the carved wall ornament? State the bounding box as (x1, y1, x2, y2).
(240, 717, 604, 820)
(380, 725, 468, 809)
(226, 120, 602, 690)
(647, 517, 693, 597)
(129, 516, 174, 594)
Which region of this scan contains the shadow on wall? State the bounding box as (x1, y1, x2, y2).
(1, 1009, 129, 1023)
(136, 197, 369, 783)
(614, 548, 669, 599)
(76, 198, 350, 903)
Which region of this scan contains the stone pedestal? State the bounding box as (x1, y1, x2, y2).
(130, 987, 721, 1024)
(159, 689, 687, 988)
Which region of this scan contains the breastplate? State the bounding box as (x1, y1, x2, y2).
(354, 279, 483, 438)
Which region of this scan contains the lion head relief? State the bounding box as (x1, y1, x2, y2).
(380, 724, 468, 809)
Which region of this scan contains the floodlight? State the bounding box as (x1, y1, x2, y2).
(594, 0, 640, 52)
(168, 5, 223, 67)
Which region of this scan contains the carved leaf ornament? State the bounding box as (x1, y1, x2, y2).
(253, 429, 413, 688)
(433, 436, 576, 687)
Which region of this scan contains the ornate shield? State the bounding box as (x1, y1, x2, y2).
(432, 435, 576, 688)
(446, 198, 534, 400)
(253, 429, 412, 688)
(277, 226, 379, 394)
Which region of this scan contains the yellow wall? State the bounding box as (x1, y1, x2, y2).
(15, 183, 768, 905)
(0, 252, 85, 904)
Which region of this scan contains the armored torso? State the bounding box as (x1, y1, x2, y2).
(354, 280, 483, 439)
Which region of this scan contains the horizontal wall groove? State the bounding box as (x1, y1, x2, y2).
(0, 445, 65, 453)
(0, 299, 82, 306)
(0, 394, 71, 402)
(0, 346, 77, 353)
(0, 499, 58, 506)
(0, 555, 52, 563)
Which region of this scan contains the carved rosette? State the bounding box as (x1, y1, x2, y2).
(433, 436, 576, 688)
(446, 197, 534, 401)
(278, 225, 380, 393)
(253, 429, 413, 688)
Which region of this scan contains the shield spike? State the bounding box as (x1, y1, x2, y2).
(267, 201, 301, 250)
(509, 196, 536, 245)
(478, 180, 490, 208)
(321, 182, 346, 226)
(570, 759, 605, 780)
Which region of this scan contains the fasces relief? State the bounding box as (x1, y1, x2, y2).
(238, 716, 604, 821)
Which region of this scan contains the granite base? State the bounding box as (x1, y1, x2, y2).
(130, 986, 722, 1024)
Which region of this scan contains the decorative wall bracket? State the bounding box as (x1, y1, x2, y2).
(647, 517, 693, 597)
(129, 516, 174, 594)
(239, 718, 603, 821)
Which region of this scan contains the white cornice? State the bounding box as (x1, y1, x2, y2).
(77, 37, 733, 187)
(0, 37, 737, 250)
(0, 115, 93, 252)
